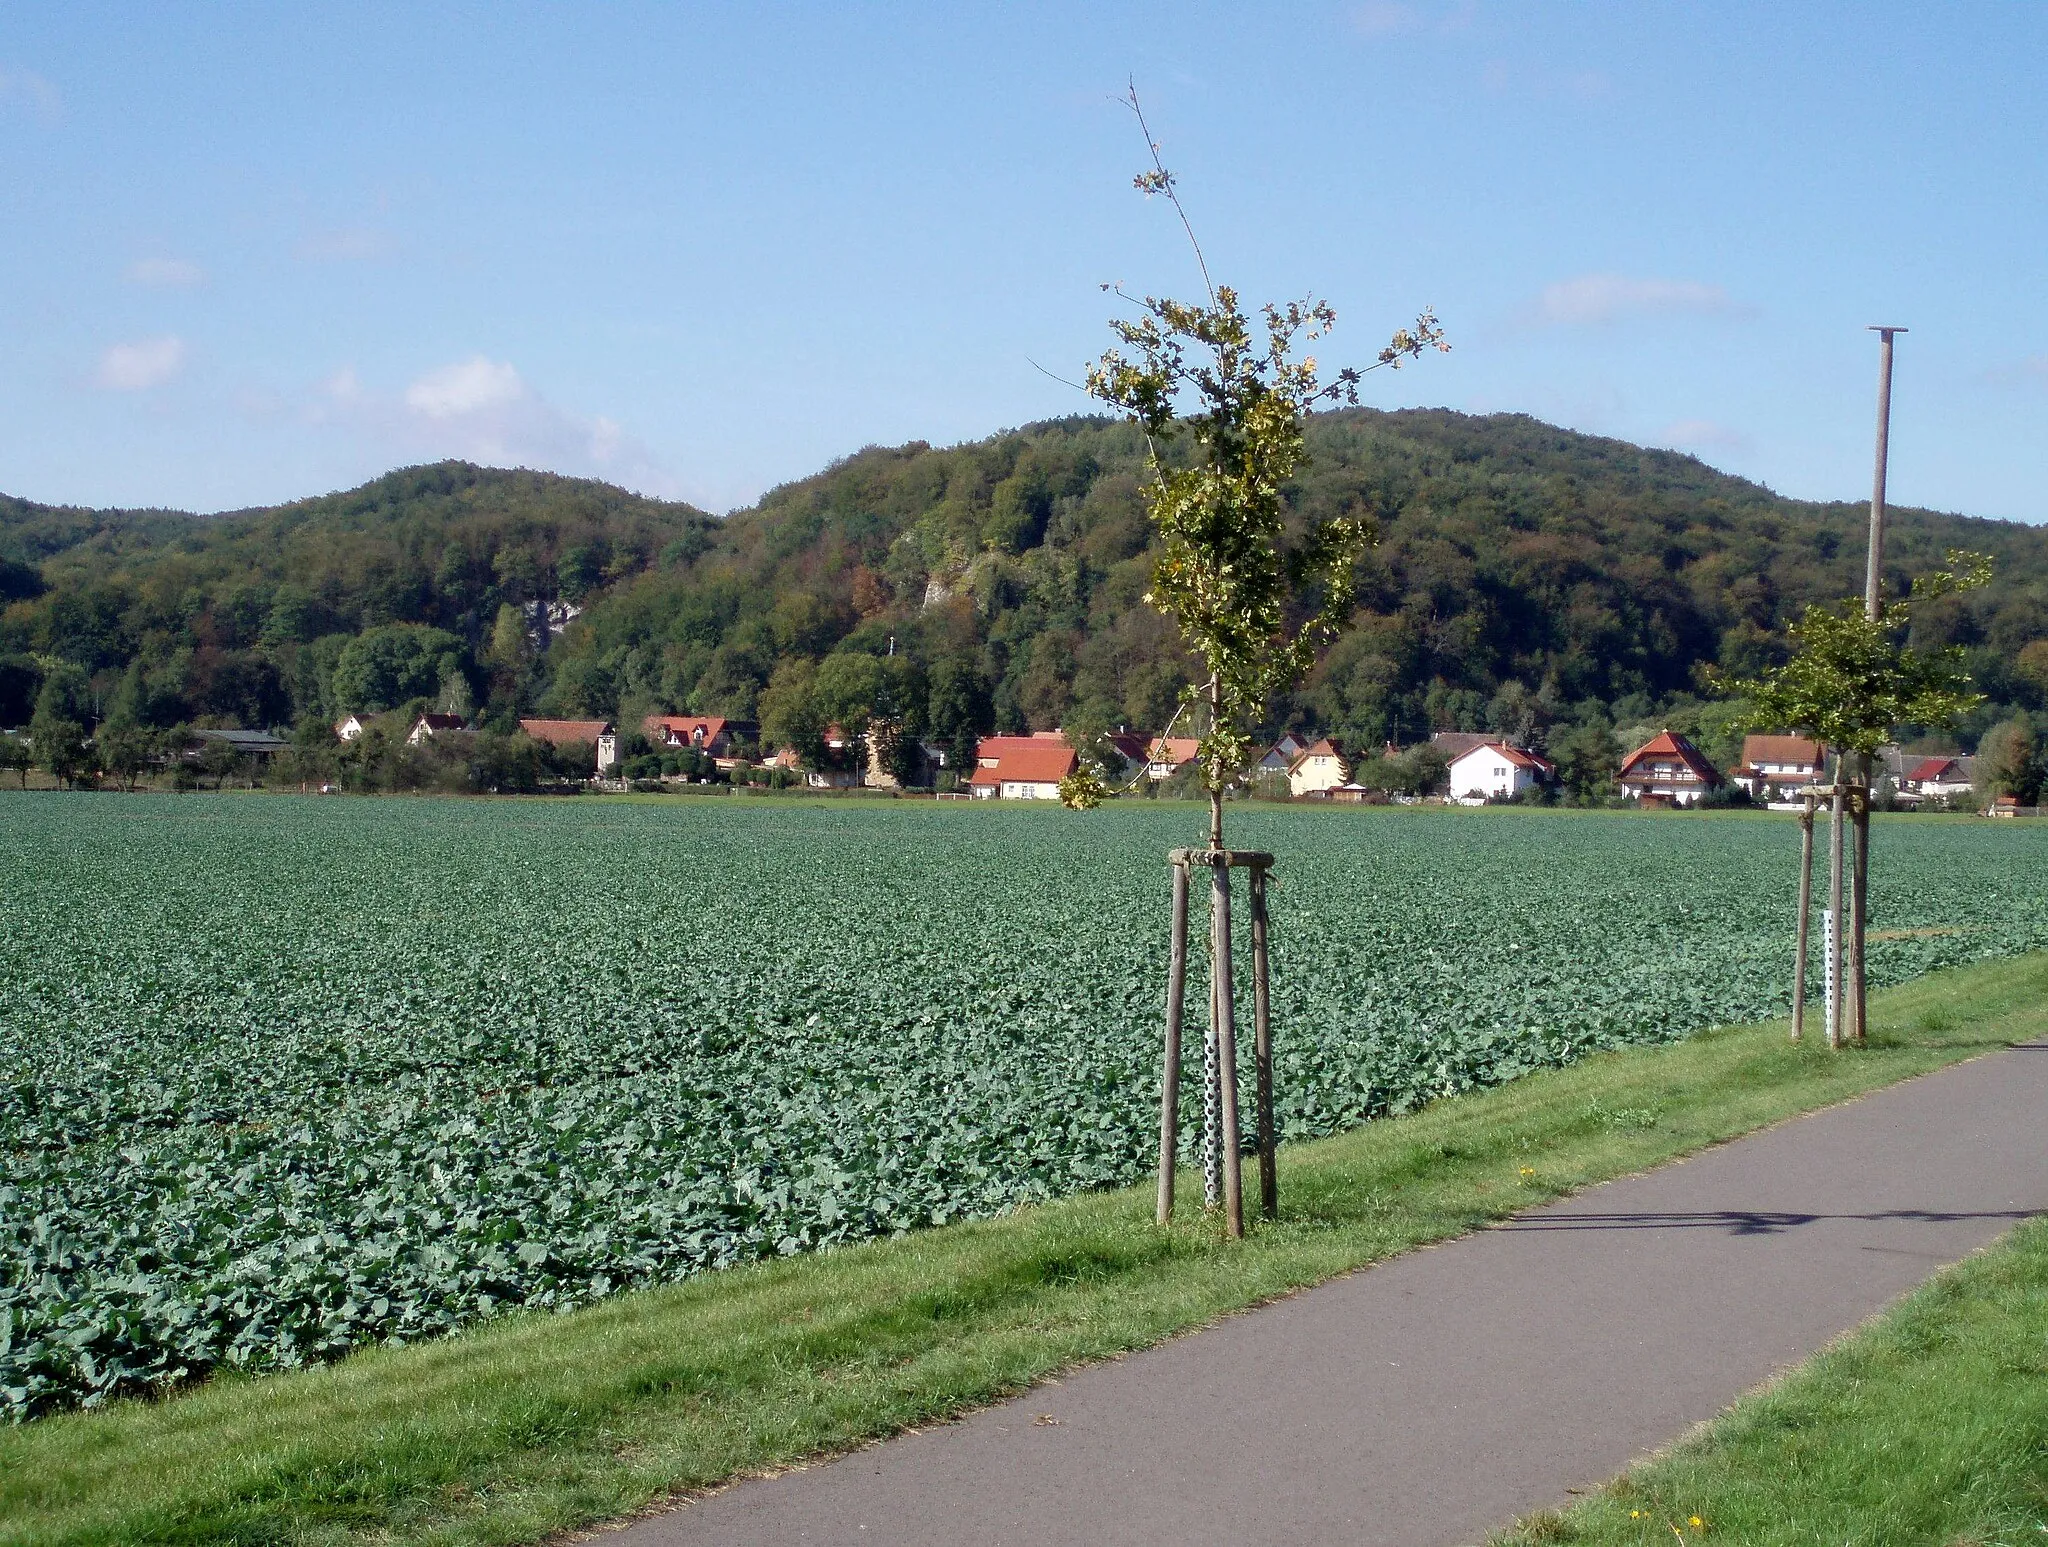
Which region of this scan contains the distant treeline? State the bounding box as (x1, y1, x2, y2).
(4, 411, 2047, 781)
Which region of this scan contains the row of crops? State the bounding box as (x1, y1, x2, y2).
(4, 794, 2046, 1421)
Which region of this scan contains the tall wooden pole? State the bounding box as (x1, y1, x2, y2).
(1211, 857, 1244, 1239)
(1156, 857, 1190, 1224)
(1852, 327, 1903, 1046)
(1792, 794, 1815, 1041)
(1249, 862, 1276, 1220)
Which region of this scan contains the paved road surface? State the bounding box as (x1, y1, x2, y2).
(601, 1043, 2048, 1546)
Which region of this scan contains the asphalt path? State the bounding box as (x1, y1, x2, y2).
(601, 1042, 2048, 1547)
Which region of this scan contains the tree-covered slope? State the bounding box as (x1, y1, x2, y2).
(3, 411, 2044, 762)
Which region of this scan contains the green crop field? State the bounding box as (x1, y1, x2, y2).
(4, 793, 2045, 1424)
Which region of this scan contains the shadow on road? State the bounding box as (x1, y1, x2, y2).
(1499, 1207, 2041, 1236)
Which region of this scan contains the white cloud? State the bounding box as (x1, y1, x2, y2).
(1527, 273, 1748, 328)
(1657, 418, 1753, 454)
(0, 66, 61, 122)
(405, 356, 525, 419)
(307, 355, 675, 495)
(125, 256, 207, 289)
(94, 336, 187, 391)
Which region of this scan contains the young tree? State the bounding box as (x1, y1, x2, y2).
(97, 717, 156, 791)
(1975, 717, 2043, 805)
(0, 733, 31, 788)
(29, 664, 93, 788)
(1718, 551, 1990, 1045)
(1722, 555, 1990, 758)
(1082, 89, 1446, 1237)
(1081, 88, 1446, 844)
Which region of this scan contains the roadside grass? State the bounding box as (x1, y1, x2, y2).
(3, 953, 2044, 1547)
(1493, 1211, 2048, 1547)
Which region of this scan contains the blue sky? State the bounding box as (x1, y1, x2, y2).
(3, 3, 2044, 520)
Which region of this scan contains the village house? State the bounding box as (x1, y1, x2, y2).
(517, 718, 620, 774)
(406, 713, 470, 746)
(643, 715, 745, 758)
(968, 733, 1077, 799)
(1901, 754, 1977, 805)
(1146, 735, 1201, 781)
(1102, 729, 1151, 780)
(1286, 737, 1349, 797)
(1617, 730, 1722, 807)
(1445, 741, 1553, 803)
(1428, 731, 1495, 763)
(188, 727, 288, 761)
(1255, 731, 1311, 776)
(334, 712, 372, 741)
(1732, 734, 1826, 802)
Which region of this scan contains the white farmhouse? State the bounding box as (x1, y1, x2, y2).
(1446, 741, 1552, 803)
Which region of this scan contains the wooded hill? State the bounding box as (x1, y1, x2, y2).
(4, 410, 2046, 771)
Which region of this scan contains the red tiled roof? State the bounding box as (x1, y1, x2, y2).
(1147, 736, 1201, 766)
(1741, 734, 1823, 768)
(518, 718, 612, 748)
(970, 738, 1078, 787)
(1617, 730, 1720, 785)
(1104, 731, 1150, 764)
(645, 714, 728, 748)
(1908, 756, 1960, 782)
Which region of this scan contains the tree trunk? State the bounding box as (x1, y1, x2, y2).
(1211, 857, 1243, 1239)
(1206, 675, 1224, 851)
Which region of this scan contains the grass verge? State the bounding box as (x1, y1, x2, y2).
(4, 953, 2046, 1547)
(1492, 1212, 2048, 1547)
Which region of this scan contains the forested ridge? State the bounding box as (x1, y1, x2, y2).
(4, 409, 2046, 772)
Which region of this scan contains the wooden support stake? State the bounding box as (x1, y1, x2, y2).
(1211, 857, 1244, 1239)
(1826, 781, 1846, 1049)
(1792, 795, 1814, 1041)
(1249, 863, 1276, 1220)
(1850, 779, 1870, 1043)
(1156, 856, 1190, 1225)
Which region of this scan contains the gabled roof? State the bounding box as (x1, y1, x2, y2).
(1741, 734, 1824, 768)
(413, 713, 468, 732)
(1104, 731, 1150, 765)
(1448, 740, 1553, 774)
(1617, 730, 1721, 785)
(518, 718, 613, 748)
(1257, 732, 1311, 766)
(1429, 731, 1493, 760)
(1288, 737, 1346, 771)
(969, 737, 1077, 787)
(1147, 736, 1201, 766)
(1908, 755, 1963, 782)
(645, 714, 729, 747)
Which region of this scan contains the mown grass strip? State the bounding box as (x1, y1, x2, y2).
(3, 952, 2045, 1547)
(1493, 1211, 2048, 1547)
